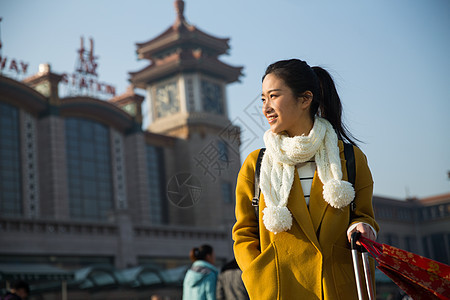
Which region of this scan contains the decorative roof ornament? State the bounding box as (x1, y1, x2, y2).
(174, 0, 187, 27)
(129, 0, 243, 87)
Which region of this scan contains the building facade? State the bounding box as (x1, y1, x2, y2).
(0, 1, 243, 299)
(373, 193, 450, 265)
(0, 1, 448, 299)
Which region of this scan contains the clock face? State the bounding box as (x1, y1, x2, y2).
(155, 82, 180, 118)
(201, 80, 223, 115)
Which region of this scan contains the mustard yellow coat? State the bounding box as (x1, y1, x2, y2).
(232, 141, 379, 300)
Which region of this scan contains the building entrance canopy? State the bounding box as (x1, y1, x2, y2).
(0, 263, 189, 296)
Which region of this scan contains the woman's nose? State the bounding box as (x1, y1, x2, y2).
(263, 100, 272, 114)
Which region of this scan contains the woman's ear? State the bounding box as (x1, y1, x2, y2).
(299, 91, 313, 108)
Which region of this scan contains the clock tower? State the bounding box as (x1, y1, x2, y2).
(129, 0, 243, 230)
(129, 0, 243, 139)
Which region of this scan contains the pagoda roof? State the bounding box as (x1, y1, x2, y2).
(136, 22, 230, 60)
(130, 1, 243, 87)
(129, 51, 243, 88)
(136, 1, 230, 60)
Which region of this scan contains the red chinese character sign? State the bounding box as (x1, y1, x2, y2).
(60, 36, 116, 99)
(1, 17, 116, 99)
(76, 37, 98, 76)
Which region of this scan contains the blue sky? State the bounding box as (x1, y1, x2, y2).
(1, 0, 449, 199)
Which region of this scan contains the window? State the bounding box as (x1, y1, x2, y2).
(398, 208, 412, 221)
(376, 206, 394, 219)
(431, 233, 449, 264)
(421, 208, 430, 221)
(65, 118, 113, 220)
(221, 182, 233, 204)
(146, 145, 166, 224)
(437, 205, 446, 218)
(422, 236, 430, 258)
(386, 234, 399, 247)
(0, 102, 22, 216)
(430, 206, 438, 219)
(217, 141, 228, 162)
(405, 236, 417, 253)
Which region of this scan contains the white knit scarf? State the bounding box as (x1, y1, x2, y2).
(260, 117, 355, 234)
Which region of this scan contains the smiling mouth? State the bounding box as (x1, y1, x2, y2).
(267, 116, 277, 124)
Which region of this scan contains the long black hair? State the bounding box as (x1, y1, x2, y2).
(263, 59, 359, 145)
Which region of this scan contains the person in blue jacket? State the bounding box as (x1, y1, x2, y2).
(183, 244, 218, 300)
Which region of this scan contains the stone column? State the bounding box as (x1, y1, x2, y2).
(37, 115, 69, 219)
(124, 132, 151, 224)
(110, 211, 137, 268)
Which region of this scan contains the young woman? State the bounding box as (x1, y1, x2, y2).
(232, 59, 378, 299)
(183, 244, 218, 300)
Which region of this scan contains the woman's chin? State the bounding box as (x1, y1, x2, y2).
(270, 126, 283, 135)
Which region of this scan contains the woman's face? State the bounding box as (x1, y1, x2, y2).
(261, 73, 312, 136)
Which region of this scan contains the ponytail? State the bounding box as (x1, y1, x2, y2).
(263, 59, 359, 145)
(189, 244, 213, 262)
(311, 66, 359, 145)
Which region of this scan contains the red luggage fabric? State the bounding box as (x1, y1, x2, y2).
(359, 236, 450, 300)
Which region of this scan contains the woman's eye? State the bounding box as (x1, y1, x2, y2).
(261, 98, 266, 103)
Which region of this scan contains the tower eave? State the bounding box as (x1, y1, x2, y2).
(136, 24, 230, 60)
(129, 58, 243, 88)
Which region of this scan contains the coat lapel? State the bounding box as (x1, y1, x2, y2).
(309, 173, 327, 234)
(288, 170, 321, 251)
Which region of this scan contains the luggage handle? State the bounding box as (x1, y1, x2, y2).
(351, 231, 375, 300)
(358, 235, 383, 258)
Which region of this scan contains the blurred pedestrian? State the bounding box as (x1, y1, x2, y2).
(183, 244, 218, 300)
(216, 258, 249, 300)
(2, 280, 30, 300)
(233, 59, 379, 299)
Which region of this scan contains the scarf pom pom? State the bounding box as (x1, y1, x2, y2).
(262, 206, 292, 234)
(323, 179, 355, 209)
